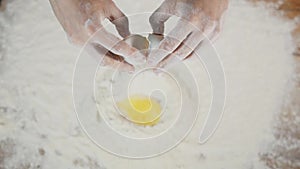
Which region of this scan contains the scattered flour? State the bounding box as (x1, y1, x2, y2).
(0, 0, 295, 169)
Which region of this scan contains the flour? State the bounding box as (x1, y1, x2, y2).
(95, 69, 183, 138)
(94, 35, 195, 139)
(0, 0, 295, 168)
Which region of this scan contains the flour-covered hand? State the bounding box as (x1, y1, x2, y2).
(148, 0, 228, 68)
(49, 0, 145, 71)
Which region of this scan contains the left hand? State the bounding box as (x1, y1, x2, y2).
(147, 0, 229, 68)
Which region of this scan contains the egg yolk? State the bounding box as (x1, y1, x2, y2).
(117, 95, 162, 126)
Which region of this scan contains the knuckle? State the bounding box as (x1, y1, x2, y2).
(86, 25, 96, 35)
(85, 22, 102, 36)
(68, 35, 84, 46)
(190, 15, 201, 25)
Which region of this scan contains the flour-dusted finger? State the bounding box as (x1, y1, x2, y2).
(157, 32, 203, 69)
(108, 1, 130, 38)
(181, 38, 205, 62)
(102, 53, 135, 72)
(149, 0, 176, 35)
(91, 28, 146, 65)
(82, 3, 145, 66)
(210, 13, 227, 43)
(209, 10, 227, 42)
(158, 22, 216, 68)
(147, 20, 194, 66)
(85, 44, 134, 72)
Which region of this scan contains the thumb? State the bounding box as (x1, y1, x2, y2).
(149, 0, 176, 35)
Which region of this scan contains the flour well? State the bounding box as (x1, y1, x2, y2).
(95, 69, 183, 138)
(0, 0, 295, 168)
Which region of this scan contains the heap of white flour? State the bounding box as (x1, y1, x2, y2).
(0, 0, 295, 169)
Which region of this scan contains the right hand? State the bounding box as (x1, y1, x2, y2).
(49, 0, 145, 71)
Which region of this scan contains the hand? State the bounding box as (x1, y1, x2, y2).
(148, 0, 228, 68)
(49, 0, 145, 71)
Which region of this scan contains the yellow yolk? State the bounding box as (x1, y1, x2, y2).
(117, 95, 162, 126)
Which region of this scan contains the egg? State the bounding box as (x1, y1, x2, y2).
(124, 34, 149, 56)
(116, 34, 164, 126)
(117, 95, 162, 126)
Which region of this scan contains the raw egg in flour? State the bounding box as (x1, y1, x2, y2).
(117, 95, 162, 126)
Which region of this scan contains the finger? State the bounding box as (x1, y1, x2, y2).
(158, 23, 216, 68)
(209, 21, 221, 43)
(85, 44, 134, 72)
(107, 2, 131, 38)
(91, 28, 146, 65)
(210, 10, 227, 42)
(84, 9, 145, 66)
(181, 40, 205, 63)
(149, 0, 176, 35)
(157, 31, 204, 69)
(147, 20, 194, 66)
(102, 54, 134, 72)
